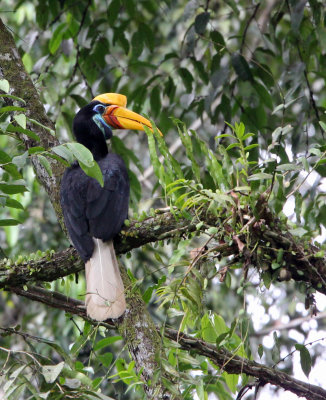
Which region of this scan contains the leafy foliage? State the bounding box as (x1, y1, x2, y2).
(1, 1, 326, 399)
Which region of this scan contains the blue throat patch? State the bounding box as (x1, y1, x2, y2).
(92, 114, 112, 139)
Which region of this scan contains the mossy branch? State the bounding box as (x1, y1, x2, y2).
(0, 18, 65, 227)
(1, 209, 326, 297)
(7, 285, 326, 400)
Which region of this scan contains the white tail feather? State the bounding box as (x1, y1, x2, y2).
(85, 239, 126, 321)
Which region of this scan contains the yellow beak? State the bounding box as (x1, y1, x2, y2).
(93, 93, 162, 135)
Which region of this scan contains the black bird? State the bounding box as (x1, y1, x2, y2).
(60, 93, 157, 321)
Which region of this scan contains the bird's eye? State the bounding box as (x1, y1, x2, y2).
(93, 104, 106, 114)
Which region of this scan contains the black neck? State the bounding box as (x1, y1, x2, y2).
(75, 127, 108, 161)
(73, 108, 109, 161)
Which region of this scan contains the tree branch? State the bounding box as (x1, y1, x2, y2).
(0, 18, 65, 228)
(1, 208, 326, 297)
(7, 286, 326, 400)
(164, 329, 326, 400)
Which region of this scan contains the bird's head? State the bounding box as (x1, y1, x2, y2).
(73, 93, 160, 159)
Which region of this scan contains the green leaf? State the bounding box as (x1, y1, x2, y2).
(52, 145, 74, 164)
(36, 0, 49, 28)
(319, 121, 326, 132)
(295, 344, 312, 377)
(150, 86, 161, 117)
(6, 124, 40, 141)
(28, 146, 45, 155)
(194, 12, 210, 35)
(231, 53, 253, 81)
(190, 58, 209, 84)
(164, 76, 176, 102)
(0, 94, 26, 103)
(223, 371, 239, 394)
(131, 31, 144, 59)
(225, 271, 231, 288)
(139, 22, 154, 51)
(0, 79, 10, 94)
(27, 117, 55, 135)
(145, 129, 161, 182)
(98, 353, 113, 368)
(244, 144, 259, 151)
(0, 106, 25, 113)
(271, 262, 280, 270)
(70, 94, 88, 108)
(41, 362, 65, 383)
(179, 67, 193, 93)
(247, 172, 273, 181)
(22, 52, 33, 73)
(114, 28, 129, 55)
(272, 332, 281, 362)
(200, 314, 228, 343)
(79, 160, 104, 187)
(201, 314, 217, 342)
(0, 181, 27, 194)
(276, 163, 301, 172)
(107, 0, 121, 25)
(37, 154, 53, 177)
(295, 192, 303, 222)
(142, 286, 154, 303)
(196, 380, 205, 400)
(0, 150, 11, 164)
(66, 142, 94, 167)
(258, 344, 264, 359)
(49, 23, 66, 54)
(178, 127, 201, 182)
(5, 198, 24, 210)
(3, 163, 22, 180)
(226, 142, 240, 151)
(12, 151, 28, 168)
(210, 30, 225, 50)
(0, 218, 21, 226)
(14, 114, 27, 129)
(93, 336, 122, 351)
(253, 81, 273, 109)
(272, 103, 284, 114)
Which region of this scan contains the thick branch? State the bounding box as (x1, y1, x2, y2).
(1, 210, 326, 297)
(165, 330, 326, 400)
(0, 18, 65, 226)
(10, 282, 181, 399)
(8, 286, 326, 400)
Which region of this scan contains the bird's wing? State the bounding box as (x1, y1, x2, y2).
(60, 154, 129, 262)
(86, 153, 130, 240)
(60, 165, 94, 261)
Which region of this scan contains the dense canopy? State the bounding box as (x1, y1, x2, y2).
(0, 1, 326, 399)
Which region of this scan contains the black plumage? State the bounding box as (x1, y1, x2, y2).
(60, 154, 129, 262)
(60, 102, 130, 262)
(60, 100, 130, 320)
(60, 94, 156, 320)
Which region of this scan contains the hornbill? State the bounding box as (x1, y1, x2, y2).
(60, 93, 157, 321)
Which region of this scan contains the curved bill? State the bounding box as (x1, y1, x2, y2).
(102, 105, 163, 136)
